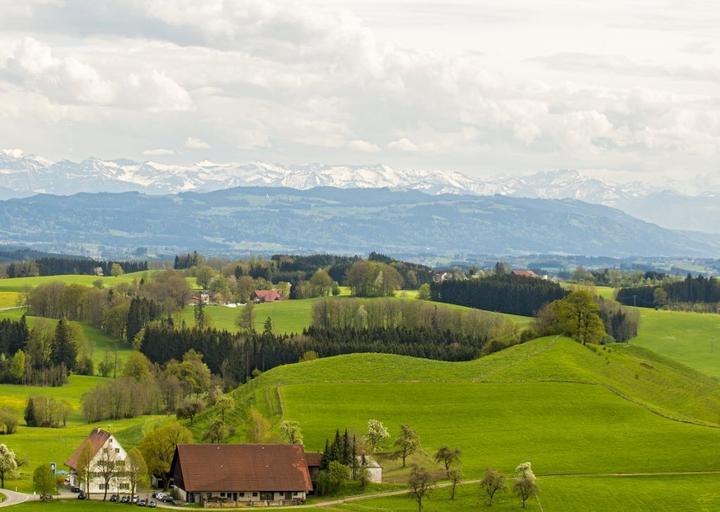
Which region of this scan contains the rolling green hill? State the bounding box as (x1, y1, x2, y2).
(0, 271, 199, 293)
(631, 308, 720, 378)
(177, 297, 532, 335)
(201, 337, 720, 480)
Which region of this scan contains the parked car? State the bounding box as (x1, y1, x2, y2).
(70, 486, 81, 493)
(152, 492, 166, 500)
(121, 496, 129, 503)
(148, 500, 157, 508)
(161, 496, 175, 504)
(110, 494, 119, 502)
(77, 492, 86, 500)
(132, 496, 139, 504)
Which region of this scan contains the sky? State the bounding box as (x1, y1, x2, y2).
(0, 0, 718, 182)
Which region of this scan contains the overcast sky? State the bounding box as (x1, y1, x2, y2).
(0, 0, 718, 181)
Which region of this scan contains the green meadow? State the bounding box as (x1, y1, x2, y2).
(177, 296, 532, 335)
(0, 271, 199, 294)
(0, 375, 168, 492)
(631, 307, 720, 378)
(190, 337, 720, 489)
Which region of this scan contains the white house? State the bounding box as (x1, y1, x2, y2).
(358, 456, 382, 483)
(65, 428, 131, 496)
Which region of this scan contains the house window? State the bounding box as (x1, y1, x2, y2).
(252, 493, 258, 497)
(115, 448, 120, 453)
(119, 483, 129, 490)
(99, 484, 106, 490)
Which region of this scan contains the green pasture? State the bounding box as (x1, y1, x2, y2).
(0, 271, 198, 293)
(631, 307, 720, 378)
(0, 309, 134, 370)
(178, 297, 532, 335)
(205, 337, 720, 489)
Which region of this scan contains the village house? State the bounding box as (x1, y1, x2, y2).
(171, 444, 320, 506)
(253, 289, 283, 302)
(65, 428, 130, 496)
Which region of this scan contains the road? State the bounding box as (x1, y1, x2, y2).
(0, 489, 33, 508)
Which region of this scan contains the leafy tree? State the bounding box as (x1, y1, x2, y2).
(434, 446, 461, 476)
(110, 263, 125, 277)
(96, 443, 119, 501)
(0, 443, 18, 488)
(366, 419, 390, 453)
(203, 419, 229, 444)
(126, 448, 149, 502)
(347, 261, 403, 297)
(416, 283, 431, 301)
(75, 443, 95, 497)
(654, 287, 668, 308)
(215, 394, 234, 422)
(122, 352, 153, 380)
(139, 422, 193, 490)
(246, 406, 272, 443)
(513, 462, 538, 508)
(393, 424, 420, 467)
(557, 290, 606, 345)
(236, 302, 256, 333)
(316, 460, 350, 496)
(480, 468, 506, 506)
(447, 467, 462, 500)
(33, 463, 56, 496)
(0, 408, 19, 434)
(176, 396, 206, 425)
(407, 465, 434, 512)
(280, 421, 304, 445)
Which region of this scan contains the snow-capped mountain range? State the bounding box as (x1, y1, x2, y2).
(0, 149, 658, 198)
(1, 149, 718, 233)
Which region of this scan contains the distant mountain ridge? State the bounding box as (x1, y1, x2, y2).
(0, 186, 717, 259)
(2, 150, 719, 234)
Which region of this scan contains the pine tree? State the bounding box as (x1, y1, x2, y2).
(50, 318, 77, 372)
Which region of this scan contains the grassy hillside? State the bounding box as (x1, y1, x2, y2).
(0, 375, 168, 492)
(199, 337, 720, 483)
(0, 271, 199, 293)
(631, 308, 720, 378)
(0, 309, 134, 369)
(177, 297, 532, 335)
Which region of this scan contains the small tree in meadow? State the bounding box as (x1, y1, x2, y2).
(366, 420, 390, 453)
(513, 462, 538, 508)
(280, 421, 304, 445)
(393, 424, 420, 467)
(434, 446, 461, 476)
(407, 465, 435, 512)
(33, 463, 56, 496)
(480, 468, 506, 506)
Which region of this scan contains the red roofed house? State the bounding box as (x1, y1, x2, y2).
(512, 269, 538, 278)
(170, 444, 318, 506)
(65, 428, 130, 496)
(253, 289, 283, 302)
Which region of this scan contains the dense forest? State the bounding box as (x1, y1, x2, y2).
(431, 274, 568, 316)
(140, 299, 520, 386)
(617, 275, 720, 308)
(4, 257, 147, 278)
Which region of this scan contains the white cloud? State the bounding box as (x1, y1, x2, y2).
(347, 139, 380, 152)
(185, 136, 211, 149)
(388, 138, 418, 152)
(0, 1, 718, 181)
(143, 148, 175, 156)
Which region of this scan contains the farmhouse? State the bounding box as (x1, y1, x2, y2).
(512, 269, 538, 278)
(171, 444, 318, 506)
(254, 289, 283, 302)
(65, 428, 130, 496)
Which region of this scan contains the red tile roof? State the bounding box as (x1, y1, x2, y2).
(65, 428, 111, 470)
(254, 289, 282, 302)
(172, 444, 313, 493)
(304, 452, 323, 468)
(512, 269, 538, 278)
